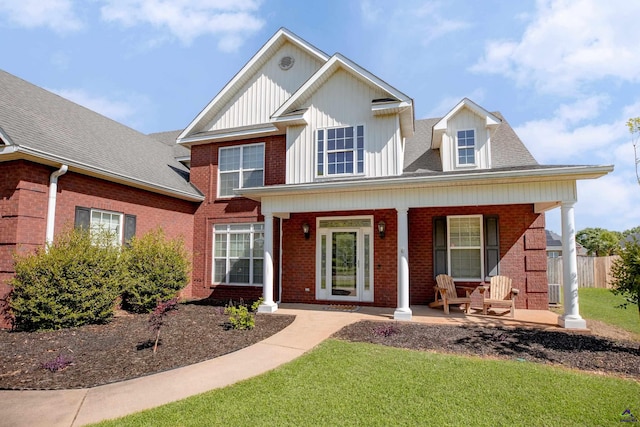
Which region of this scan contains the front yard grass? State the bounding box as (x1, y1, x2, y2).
(94, 339, 640, 427)
(577, 288, 640, 337)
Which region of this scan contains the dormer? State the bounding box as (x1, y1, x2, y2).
(432, 98, 501, 172)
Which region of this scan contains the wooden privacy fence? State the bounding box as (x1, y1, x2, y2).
(547, 255, 619, 288)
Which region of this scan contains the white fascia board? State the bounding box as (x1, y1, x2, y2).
(179, 28, 330, 141)
(238, 165, 614, 200)
(7, 145, 204, 202)
(371, 100, 412, 115)
(0, 126, 14, 145)
(178, 124, 280, 146)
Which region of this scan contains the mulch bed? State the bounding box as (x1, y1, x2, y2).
(333, 321, 640, 380)
(0, 303, 295, 390)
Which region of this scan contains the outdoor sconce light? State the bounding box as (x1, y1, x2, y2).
(378, 221, 386, 239)
(302, 222, 310, 240)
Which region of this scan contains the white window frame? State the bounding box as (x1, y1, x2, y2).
(316, 125, 365, 178)
(217, 143, 265, 198)
(89, 208, 123, 246)
(455, 129, 476, 167)
(212, 223, 264, 286)
(447, 215, 484, 281)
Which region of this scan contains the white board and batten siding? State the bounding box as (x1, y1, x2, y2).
(440, 107, 491, 172)
(204, 42, 324, 131)
(262, 179, 578, 215)
(286, 69, 403, 184)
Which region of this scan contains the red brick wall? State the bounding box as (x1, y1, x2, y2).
(409, 204, 547, 310)
(0, 160, 199, 328)
(189, 135, 286, 301)
(281, 210, 398, 308)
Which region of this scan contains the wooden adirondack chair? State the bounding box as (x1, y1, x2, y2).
(429, 274, 473, 315)
(481, 275, 519, 317)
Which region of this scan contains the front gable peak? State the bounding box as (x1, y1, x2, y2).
(178, 28, 330, 145)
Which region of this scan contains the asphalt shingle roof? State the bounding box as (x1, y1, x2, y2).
(0, 70, 202, 201)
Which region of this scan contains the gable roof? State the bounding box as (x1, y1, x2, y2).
(178, 28, 330, 143)
(432, 98, 501, 149)
(271, 53, 414, 138)
(0, 70, 203, 201)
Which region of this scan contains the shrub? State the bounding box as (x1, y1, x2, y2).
(225, 298, 262, 330)
(610, 236, 640, 321)
(121, 229, 190, 313)
(9, 228, 122, 331)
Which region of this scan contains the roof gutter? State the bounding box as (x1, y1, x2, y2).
(46, 164, 68, 246)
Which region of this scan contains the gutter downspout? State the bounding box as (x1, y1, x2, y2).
(45, 165, 68, 246)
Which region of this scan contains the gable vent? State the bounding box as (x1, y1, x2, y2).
(279, 56, 295, 70)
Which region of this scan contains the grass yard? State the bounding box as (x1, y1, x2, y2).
(94, 340, 640, 427)
(577, 288, 640, 338)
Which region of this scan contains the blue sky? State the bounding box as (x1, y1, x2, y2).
(1, 0, 638, 234)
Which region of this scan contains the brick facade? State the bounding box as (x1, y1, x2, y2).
(189, 135, 286, 303)
(0, 160, 199, 328)
(409, 204, 547, 310)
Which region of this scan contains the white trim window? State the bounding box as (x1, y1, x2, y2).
(447, 215, 483, 280)
(317, 125, 364, 177)
(456, 129, 476, 166)
(90, 209, 123, 246)
(218, 143, 264, 197)
(213, 223, 264, 285)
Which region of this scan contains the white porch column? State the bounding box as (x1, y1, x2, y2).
(394, 207, 412, 320)
(559, 202, 586, 329)
(258, 212, 278, 313)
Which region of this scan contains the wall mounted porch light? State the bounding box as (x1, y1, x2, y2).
(302, 222, 310, 240)
(378, 221, 386, 239)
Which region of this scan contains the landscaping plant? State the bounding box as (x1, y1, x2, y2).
(121, 229, 190, 313)
(225, 298, 263, 330)
(9, 228, 122, 331)
(149, 298, 179, 353)
(41, 354, 74, 372)
(610, 236, 640, 322)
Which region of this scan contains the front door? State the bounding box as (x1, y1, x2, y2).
(316, 217, 373, 302)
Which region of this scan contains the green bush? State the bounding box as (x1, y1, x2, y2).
(610, 236, 640, 320)
(9, 228, 122, 331)
(121, 229, 190, 313)
(225, 298, 262, 330)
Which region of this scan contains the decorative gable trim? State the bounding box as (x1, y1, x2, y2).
(432, 98, 501, 149)
(177, 28, 329, 145)
(271, 53, 414, 138)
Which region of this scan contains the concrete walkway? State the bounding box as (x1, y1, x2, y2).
(0, 305, 560, 427)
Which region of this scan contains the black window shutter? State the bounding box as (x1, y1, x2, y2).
(433, 216, 448, 278)
(74, 206, 90, 230)
(123, 214, 137, 246)
(484, 215, 500, 278)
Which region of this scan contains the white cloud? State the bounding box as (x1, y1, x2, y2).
(0, 0, 83, 32)
(51, 88, 139, 125)
(99, 0, 264, 51)
(514, 96, 623, 164)
(471, 0, 640, 94)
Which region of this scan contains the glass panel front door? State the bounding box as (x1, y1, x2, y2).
(332, 232, 357, 297)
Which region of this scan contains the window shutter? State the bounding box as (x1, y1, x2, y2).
(433, 216, 448, 278)
(484, 215, 500, 278)
(124, 214, 136, 246)
(74, 206, 90, 230)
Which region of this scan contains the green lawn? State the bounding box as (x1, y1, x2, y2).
(577, 288, 640, 337)
(95, 340, 640, 427)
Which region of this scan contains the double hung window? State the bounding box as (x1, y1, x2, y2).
(218, 144, 264, 197)
(317, 125, 364, 176)
(447, 215, 483, 280)
(74, 206, 135, 247)
(213, 223, 264, 285)
(456, 129, 475, 166)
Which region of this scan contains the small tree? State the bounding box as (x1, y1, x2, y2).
(576, 227, 621, 256)
(609, 237, 640, 322)
(627, 117, 640, 187)
(149, 298, 179, 353)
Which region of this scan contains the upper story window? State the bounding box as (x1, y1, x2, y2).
(317, 125, 364, 177)
(456, 129, 476, 166)
(218, 143, 264, 197)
